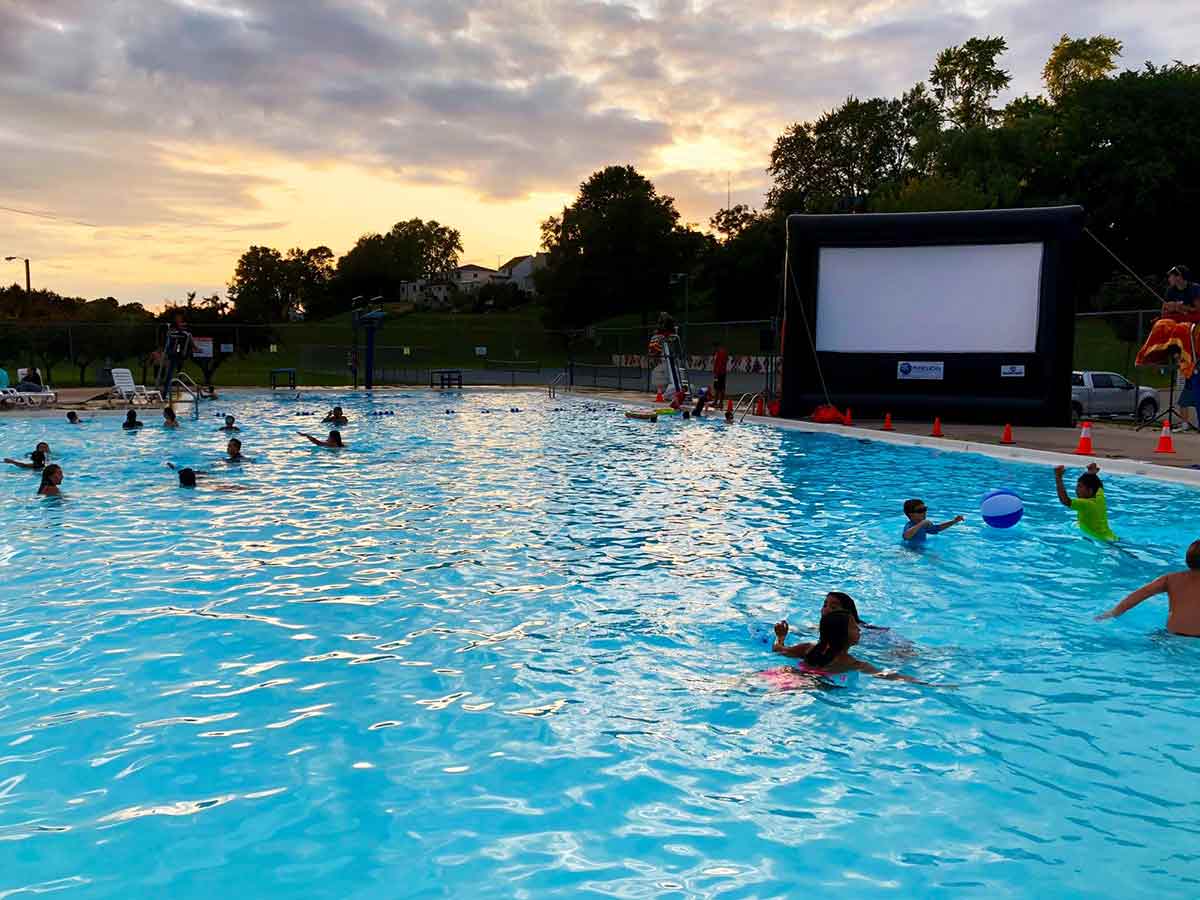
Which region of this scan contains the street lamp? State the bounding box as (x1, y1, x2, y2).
(4, 256, 30, 294)
(670, 272, 690, 353)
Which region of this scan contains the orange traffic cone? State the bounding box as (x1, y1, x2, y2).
(930, 417, 944, 437)
(1073, 421, 1094, 455)
(1000, 423, 1014, 445)
(655, 389, 664, 403)
(843, 407, 853, 426)
(882, 412, 894, 431)
(1154, 421, 1176, 454)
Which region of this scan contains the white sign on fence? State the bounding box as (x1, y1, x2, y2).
(475, 346, 487, 357)
(192, 336, 214, 358)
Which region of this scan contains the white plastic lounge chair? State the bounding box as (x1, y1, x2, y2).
(111, 368, 162, 404)
(19, 387, 57, 407)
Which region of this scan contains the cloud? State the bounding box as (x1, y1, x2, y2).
(0, 0, 1193, 302)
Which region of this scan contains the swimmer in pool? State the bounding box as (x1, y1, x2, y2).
(902, 498, 964, 544)
(821, 591, 888, 630)
(4, 449, 46, 470)
(162, 407, 179, 428)
(1096, 539, 1200, 636)
(122, 410, 144, 430)
(771, 611, 925, 682)
(66, 411, 80, 424)
(225, 437, 245, 462)
(170, 464, 246, 491)
(38, 464, 63, 496)
(218, 415, 239, 432)
(1054, 463, 1117, 542)
(322, 406, 348, 426)
(298, 430, 344, 448)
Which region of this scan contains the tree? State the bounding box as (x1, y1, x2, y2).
(930, 36, 1011, 129)
(285, 246, 335, 319)
(1053, 62, 1200, 299)
(329, 220, 462, 312)
(709, 204, 757, 243)
(227, 246, 290, 322)
(767, 87, 941, 214)
(1043, 34, 1122, 101)
(702, 214, 783, 320)
(538, 165, 701, 328)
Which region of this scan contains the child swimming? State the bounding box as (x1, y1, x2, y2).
(66, 411, 80, 424)
(218, 415, 239, 432)
(170, 464, 246, 492)
(821, 591, 888, 630)
(225, 438, 245, 462)
(771, 611, 925, 683)
(4, 449, 46, 471)
(902, 498, 964, 544)
(299, 430, 344, 448)
(1054, 463, 1117, 542)
(162, 407, 179, 428)
(122, 410, 144, 430)
(322, 406, 348, 426)
(37, 464, 63, 496)
(1096, 539, 1200, 635)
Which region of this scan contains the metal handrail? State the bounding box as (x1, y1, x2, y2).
(548, 371, 567, 398)
(170, 377, 200, 419)
(735, 392, 764, 423)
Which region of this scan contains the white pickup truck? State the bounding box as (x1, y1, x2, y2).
(1071, 370, 1159, 424)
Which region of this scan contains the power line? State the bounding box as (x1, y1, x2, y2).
(0, 203, 100, 228)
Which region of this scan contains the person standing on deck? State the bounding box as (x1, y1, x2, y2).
(711, 341, 730, 411)
(1161, 265, 1200, 430)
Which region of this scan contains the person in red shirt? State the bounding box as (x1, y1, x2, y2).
(711, 341, 730, 411)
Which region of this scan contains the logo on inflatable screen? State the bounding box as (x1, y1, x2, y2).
(1000, 364, 1026, 377)
(897, 361, 944, 380)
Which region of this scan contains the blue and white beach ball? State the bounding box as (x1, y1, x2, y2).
(981, 488, 1024, 529)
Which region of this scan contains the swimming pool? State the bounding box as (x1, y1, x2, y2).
(2, 390, 1197, 898)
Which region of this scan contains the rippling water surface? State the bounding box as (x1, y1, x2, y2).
(1, 390, 1198, 898)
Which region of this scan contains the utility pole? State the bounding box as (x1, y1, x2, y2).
(4, 256, 30, 294)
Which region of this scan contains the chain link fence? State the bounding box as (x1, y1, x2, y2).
(3, 310, 1167, 396)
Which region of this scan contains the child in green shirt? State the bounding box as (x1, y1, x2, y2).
(1054, 463, 1117, 542)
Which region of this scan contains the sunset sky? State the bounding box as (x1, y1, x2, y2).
(1, 1, 1194, 307)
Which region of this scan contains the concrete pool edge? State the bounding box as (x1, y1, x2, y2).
(584, 391, 1200, 488)
(753, 414, 1200, 487)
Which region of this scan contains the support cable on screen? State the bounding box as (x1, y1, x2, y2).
(1083, 227, 1166, 306)
(786, 250, 833, 407)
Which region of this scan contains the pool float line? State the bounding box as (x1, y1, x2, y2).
(625, 410, 658, 422)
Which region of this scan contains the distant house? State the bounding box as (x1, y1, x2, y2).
(452, 264, 500, 293)
(396, 279, 454, 309)
(497, 253, 547, 295)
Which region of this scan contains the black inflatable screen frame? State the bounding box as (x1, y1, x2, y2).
(781, 205, 1084, 426)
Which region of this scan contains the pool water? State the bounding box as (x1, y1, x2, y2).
(1, 391, 1198, 898)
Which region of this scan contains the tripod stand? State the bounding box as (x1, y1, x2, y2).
(1136, 350, 1199, 432)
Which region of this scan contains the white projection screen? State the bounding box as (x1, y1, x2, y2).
(814, 243, 1044, 353)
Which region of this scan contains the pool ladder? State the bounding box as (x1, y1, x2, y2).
(170, 373, 202, 419)
(548, 371, 568, 398)
(733, 392, 765, 422)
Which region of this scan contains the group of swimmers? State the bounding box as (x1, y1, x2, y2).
(773, 536, 1200, 686)
(9, 397, 1199, 661)
(5, 404, 352, 496)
